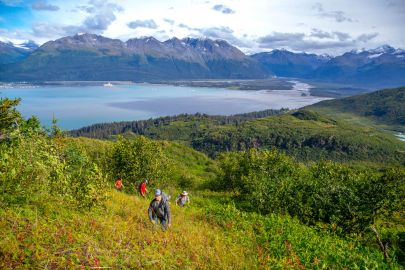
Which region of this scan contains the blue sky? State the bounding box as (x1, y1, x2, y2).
(0, 0, 404, 55)
(0, 1, 34, 29)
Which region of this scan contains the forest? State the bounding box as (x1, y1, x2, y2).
(71, 107, 405, 165)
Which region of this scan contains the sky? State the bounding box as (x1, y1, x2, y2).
(0, 0, 404, 55)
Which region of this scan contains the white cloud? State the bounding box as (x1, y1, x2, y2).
(163, 18, 175, 25)
(32, 22, 66, 37)
(0, 0, 402, 54)
(257, 30, 379, 54)
(0, 0, 23, 6)
(197, 26, 251, 47)
(128, 20, 158, 29)
(357, 32, 379, 42)
(212, 4, 235, 14)
(312, 2, 356, 23)
(32, 1, 59, 11)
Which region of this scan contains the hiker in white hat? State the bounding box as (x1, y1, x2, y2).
(175, 191, 190, 207)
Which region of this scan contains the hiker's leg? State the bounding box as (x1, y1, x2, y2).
(159, 218, 167, 231)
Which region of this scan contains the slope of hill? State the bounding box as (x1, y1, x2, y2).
(307, 87, 405, 126)
(0, 34, 267, 81)
(2, 189, 396, 269)
(71, 109, 405, 165)
(1, 98, 403, 268)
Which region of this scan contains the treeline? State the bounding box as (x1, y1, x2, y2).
(70, 108, 289, 139)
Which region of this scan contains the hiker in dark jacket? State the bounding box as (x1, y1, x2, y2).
(148, 189, 171, 230)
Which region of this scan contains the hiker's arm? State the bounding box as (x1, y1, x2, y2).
(148, 206, 154, 223)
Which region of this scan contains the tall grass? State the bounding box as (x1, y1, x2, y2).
(0, 191, 258, 269)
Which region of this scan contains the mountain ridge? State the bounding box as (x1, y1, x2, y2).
(0, 33, 267, 81)
(1, 33, 404, 87)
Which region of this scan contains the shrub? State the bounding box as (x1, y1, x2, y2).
(50, 143, 107, 208)
(216, 149, 404, 234)
(110, 136, 173, 188)
(0, 99, 107, 209)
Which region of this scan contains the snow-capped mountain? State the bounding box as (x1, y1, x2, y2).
(0, 40, 39, 64)
(13, 40, 39, 51)
(1, 34, 404, 87)
(310, 45, 405, 86)
(1, 33, 266, 81)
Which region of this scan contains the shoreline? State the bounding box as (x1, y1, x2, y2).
(0, 78, 307, 94)
(0, 79, 368, 98)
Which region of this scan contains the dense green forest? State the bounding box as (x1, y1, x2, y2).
(72, 108, 405, 165)
(1, 97, 404, 268)
(70, 108, 289, 139)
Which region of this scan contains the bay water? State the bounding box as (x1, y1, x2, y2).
(0, 82, 328, 129)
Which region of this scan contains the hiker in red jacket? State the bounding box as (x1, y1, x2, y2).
(139, 180, 148, 198)
(115, 177, 123, 191)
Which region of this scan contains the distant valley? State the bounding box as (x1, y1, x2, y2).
(1, 33, 404, 90)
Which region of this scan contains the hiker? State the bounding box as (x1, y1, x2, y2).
(148, 189, 171, 230)
(175, 191, 190, 207)
(115, 177, 123, 191)
(139, 180, 148, 198)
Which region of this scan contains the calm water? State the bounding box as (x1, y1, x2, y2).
(0, 83, 328, 129)
(396, 133, 405, 142)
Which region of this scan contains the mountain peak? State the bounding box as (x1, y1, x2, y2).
(0, 39, 38, 51)
(350, 45, 397, 55)
(164, 37, 186, 47)
(15, 40, 39, 51)
(369, 45, 396, 54)
(181, 37, 232, 49)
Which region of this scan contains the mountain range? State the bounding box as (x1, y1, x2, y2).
(0, 40, 38, 65)
(1, 33, 404, 87)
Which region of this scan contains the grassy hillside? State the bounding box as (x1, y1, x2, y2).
(1, 98, 404, 268)
(0, 191, 257, 269)
(308, 87, 405, 132)
(2, 190, 397, 269)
